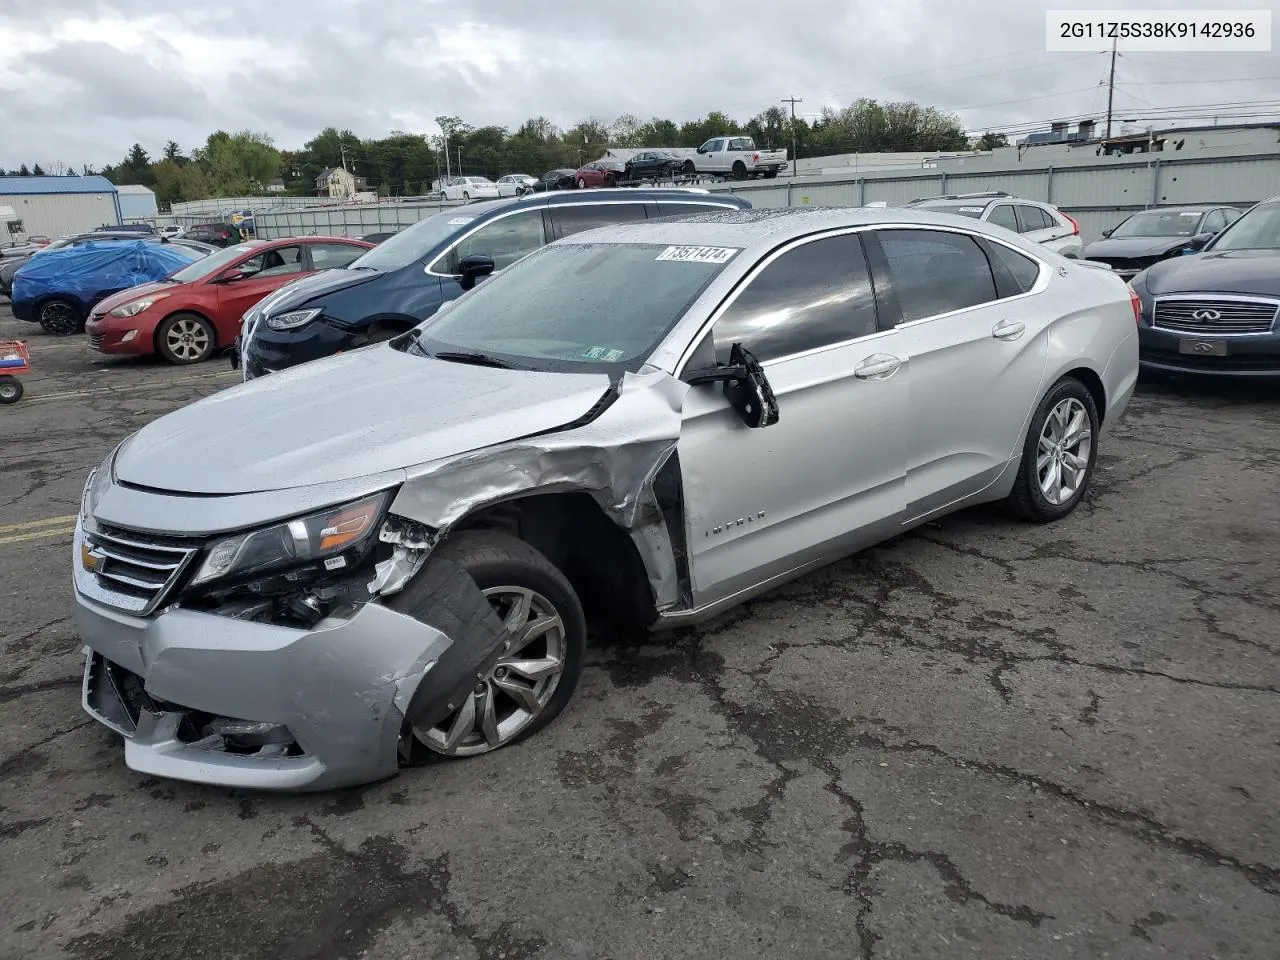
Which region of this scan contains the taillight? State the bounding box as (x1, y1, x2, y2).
(1130, 288, 1142, 325)
(753, 153, 760, 162)
(1064, 213, 1081, 236)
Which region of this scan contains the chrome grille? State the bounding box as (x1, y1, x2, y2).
(1153, 297, 1278, 335)
(82, 522, 200, 615)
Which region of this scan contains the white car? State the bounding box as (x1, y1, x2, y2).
(439, 177, 500, 201)
(159, 225, 184, 238)
(905, 192, 1086, 259)
(496, 174, 536, 197)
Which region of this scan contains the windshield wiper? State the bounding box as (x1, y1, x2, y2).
(431, 350, 517, 369)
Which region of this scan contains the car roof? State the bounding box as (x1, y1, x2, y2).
(447, 188, 750, 219)
(553, 205, 1037, 254)
(1123, 204, 1224, 213)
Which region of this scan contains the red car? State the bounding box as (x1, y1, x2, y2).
(574, 158, 627, 188)
(86, 236, 373, 365)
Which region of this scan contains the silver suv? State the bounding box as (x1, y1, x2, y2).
(73, 206, 1137, 791)
(905, 191, 1085, 258)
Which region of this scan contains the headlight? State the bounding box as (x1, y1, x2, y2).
(189, 491, 390, 587)
(80, 445, 120, 524)
(265, 308, 322, 331)
(110, 294, 170, 318)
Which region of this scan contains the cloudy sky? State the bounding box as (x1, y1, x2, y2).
(0, 0, 1276, 170)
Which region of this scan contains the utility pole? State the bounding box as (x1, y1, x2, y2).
(1104, 38, 1117, 143)
(781, 96, 803, 175)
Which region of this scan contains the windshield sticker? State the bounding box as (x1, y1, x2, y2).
(447, 217, 475, 225)
(655, 245, 739, 264)
(580, 346, 626, 362)
(1178, 212, 1200, 218)
(957, 206, 985, 213)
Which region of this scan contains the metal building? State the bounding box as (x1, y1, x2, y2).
(0, 175, 121, 242)
(116, 183, 158, 220)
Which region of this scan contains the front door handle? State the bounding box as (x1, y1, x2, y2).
(854, 353, 903, 381)
(992, 318, 1026, 341)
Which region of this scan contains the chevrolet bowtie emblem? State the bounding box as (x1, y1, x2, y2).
(81, 542, 105, 573)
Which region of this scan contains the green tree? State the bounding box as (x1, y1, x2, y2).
(975, 131, 1009, 150)
(18, 164, 30, 176)
(637, 118, 681, 146)
(163, 140, 187, 164)
(31, 163, 45, 175)
(609, 114, 643, 148)
(193, 130, 280, 196)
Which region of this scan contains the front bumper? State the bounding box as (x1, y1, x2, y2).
(73, 521, 451, 791)
(85, 315, 157, 355)
(1138, 325, 1280, 379)
(241, 319, 355, 380)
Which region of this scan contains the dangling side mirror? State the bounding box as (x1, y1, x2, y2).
(684, 342, 779, 428)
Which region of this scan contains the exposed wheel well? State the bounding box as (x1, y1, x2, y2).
(1060, 366, 1107, 425)
(448, 492, 658, 637)
(366, 316, 417, 339)
(155, 309, 216, 350)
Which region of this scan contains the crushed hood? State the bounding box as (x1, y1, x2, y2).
(114, 345, 614, 495)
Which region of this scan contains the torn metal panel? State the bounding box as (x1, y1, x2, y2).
(389, 369, 691, 609)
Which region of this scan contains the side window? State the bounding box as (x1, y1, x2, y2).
(1016, 205, 1052, 232)
(549, 203, 647, 240)
(875, 229, 999, 322)
(654, 201, 735, 218)
(711, 233, 878, 364)
(448, 211, 548, 271)
(238, 245, 304, 279)
(308, 242, 365, 271)
(703, 139, 724, 153)
(983, 241, 1042, 296)
(1202, 209, 1226, 234)
(987, 204, 1019, 231)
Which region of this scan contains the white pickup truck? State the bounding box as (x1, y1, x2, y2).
(684, 136, 789, 179)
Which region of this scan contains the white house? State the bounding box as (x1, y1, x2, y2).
(315, 167, 368, 198)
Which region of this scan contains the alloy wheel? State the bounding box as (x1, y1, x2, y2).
(40, 301, 78, 335)
(414, 585, 567, 757)
(166, 317, 211, 362)
(1036, 397, 1092, 505)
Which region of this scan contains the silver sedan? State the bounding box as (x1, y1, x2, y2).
(72, 206, 1138, 790)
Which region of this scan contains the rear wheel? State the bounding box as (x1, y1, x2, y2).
(156, 312, 215, 364)
(577, 178, 587, 189)
(731, 160, 747, 180)
(395, 530, 586, 758)
(0, 375, 22, 404)
(1007, 377, 1099, 522)
(38, 299, 82, 336)
(463, 191, 470, 201)
(682, 160, 696, 176)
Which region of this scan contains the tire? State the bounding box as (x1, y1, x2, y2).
(577, 178, 587, 189)
(1007, 377, 1100, 523)
(0, 375, 22, 404)
(682, 160, 696, 176)
(463, 191, 470, 201)
(731, 160, 747, 180)
(38, 298, 82, 336)
(392, 529, 586, 759)
(156, 312, 215, 365)
(763, 170, 778, 179)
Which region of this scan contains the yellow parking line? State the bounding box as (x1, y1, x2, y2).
(24, 370, 238, 403)
(0, 523, 76, 546)
(0, 515, 77, 535)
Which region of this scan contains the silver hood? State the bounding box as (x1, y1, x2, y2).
(114, 345, 613, 495)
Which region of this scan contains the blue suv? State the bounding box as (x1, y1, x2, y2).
(237, 188, 752, 379)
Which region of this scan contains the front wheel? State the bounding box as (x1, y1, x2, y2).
(395, 530, 586, 759)
(0, 375, 22, 404)
(1007, 377, 1100, 522)
(577, 178, 587, 189)
(157, 312, 215, 364)
(38, 299, 82, 336)
(682, 160, 696, 176)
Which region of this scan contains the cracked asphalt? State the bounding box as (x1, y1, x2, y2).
(1, 302, 1278, 960)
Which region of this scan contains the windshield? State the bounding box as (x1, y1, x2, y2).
(1208, 201, 1280, 251)
(347, 209, 482, 271)
(1110, 210, 1203, 238)
(167, 244, 257, 283)
(409, 241, 737, 373)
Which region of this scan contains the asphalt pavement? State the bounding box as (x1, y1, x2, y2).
(1, 304, 1278, 960)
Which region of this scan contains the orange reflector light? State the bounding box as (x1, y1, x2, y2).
(319, 501, 379, 550)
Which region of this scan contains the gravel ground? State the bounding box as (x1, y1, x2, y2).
(1, 304, 1278, 960)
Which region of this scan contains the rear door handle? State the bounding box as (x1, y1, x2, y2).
(992, 318, 1026, 341)
(854, 353, 903, 380)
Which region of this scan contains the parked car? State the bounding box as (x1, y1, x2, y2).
(182, 223, 242, 247)
(96, 223, 154, 234)
(496, 174, 536, 197)
(686, 136, 788, 179)
(625, 151, 687, 181)
(237, 188, 752, 379)
(3, 231, 152, 298)
(575, 159, 627, 189)
(72, 205, 1137, 791)
(1082, 205, 1242, 279)
(357, 231, 399, 244)
(525, 169, 578, 193)
(905, 192, 1085, 259)
(11, 240, 200, 334)
(1131, 193, 1280, 379)
(84, 236, 372, 365)
(439, 177, 500, 201)
(159, 225, 185, 238)
(0, 238, 46, 258)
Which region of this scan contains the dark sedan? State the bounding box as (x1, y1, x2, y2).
(624, 150, 686, 181)
(525, 169, 577, 193)
(1084, 205, 1242, 279)
(1132, 195, 1280, 379)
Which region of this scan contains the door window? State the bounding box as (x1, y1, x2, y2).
(308, 242, 365, 271)
(549, 203, 647, 240)
(446, 211, 548, 271)
(874, 229, 999, 322)
(238, 245, 304, 279)
(1201, 209, 1227, 234)
(987, 204, 1019, 231)
(983, 241, 1042, 296)
(1016, 205, 1053, 232)
(710, 232, 878, 363)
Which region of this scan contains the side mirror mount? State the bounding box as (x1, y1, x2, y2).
(1100, 227, 1113, 238)
(218, 268, 251, 283)
(1184, 233, 1214, 252)
(457, 254, 495, 290)
(684, 343, 779, 428)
